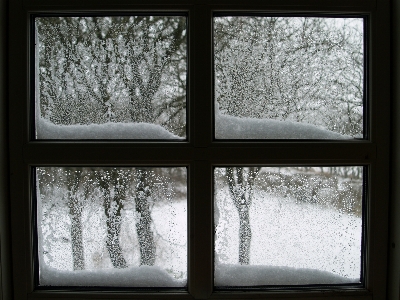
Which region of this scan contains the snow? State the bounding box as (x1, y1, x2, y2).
(36, 118, 184, 140)
(38, 200, 188, 287)
(37, 198, 188, 287)
(37, 167, 188, 287)
(40, 264, 185, 287)
(36, 103, 354, 140)
(215, 111, 352, 139)
(37, 166, 363, 288)
(37, 105, 353, 140)
(215, 264, 358, 286)
(214, 169, 362, 286)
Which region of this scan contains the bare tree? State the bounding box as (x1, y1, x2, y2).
(214, 17, 363, 137)
(37, 16, 187, 134)
(65, 168, 85, 270)
(95, 169, 129, 268)
(36, 16, 187, 269)
(135, 168, 156, 266)
(225, 167, 260, 264)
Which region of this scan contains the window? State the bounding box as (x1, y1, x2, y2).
(8, 0, 390, 300)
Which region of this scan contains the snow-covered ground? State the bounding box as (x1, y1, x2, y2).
(36, 118, 184, 140)
(36, 104, 354, 140)
(39, 185, 361, 287)
(215, 187, 362, 286)
(38, 198, 187, 287)
(215, 104, 352, 139)
(40, 265, 184, 287)
(215, 264, 357, 286)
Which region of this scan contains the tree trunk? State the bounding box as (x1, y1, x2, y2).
(238, 206, 251, 265)
(99, 170, 128, 269)
(226, 167, 260, 265)
(135, 168, 156, 266)
(70, 207, 84, 270)
(105, 207, 127, 268)
(66, 169, 84, 271)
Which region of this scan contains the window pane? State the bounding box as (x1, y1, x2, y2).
(214, 167, 363, 287)
(35, 16, 187, 140)
(214, 17, 364, 139)
(36, 167, 187, 287)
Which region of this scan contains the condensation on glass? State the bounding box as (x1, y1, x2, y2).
(214, 166, 363, 287)
(35, 16, 187, 140)
(214, 17, 364, 139)
(36, 167, 187, 287)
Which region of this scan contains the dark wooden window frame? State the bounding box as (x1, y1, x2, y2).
(8, 0, 390, 299)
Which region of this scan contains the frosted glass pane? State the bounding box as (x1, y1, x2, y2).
(35, 16, 187, 139)
(214, 167, 363, 287)
(36, 167, 187, 287)
(214, 17, 364, 139)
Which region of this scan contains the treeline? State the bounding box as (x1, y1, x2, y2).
(37, 16, 187, 136)
(256, 167, 363, 217)
(215, 17, 364, 137)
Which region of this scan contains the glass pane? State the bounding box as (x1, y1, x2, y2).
(35, 16, 187, 140)
(214, 17, 364, 139)
(214, 167, 363, 287)
(36, 167, 187, 287)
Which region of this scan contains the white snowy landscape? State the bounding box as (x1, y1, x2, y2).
(38, 196, 187, 287)
(214, 168, 362, 286)
(35, 16, 363, 141)
(37, 165, 362, 288)
(35, 104, 362, 288)
(37, 167, 188, 287)
(35, 15, 365, 288)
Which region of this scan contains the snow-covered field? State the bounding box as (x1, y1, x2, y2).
(38, 198, 188, 287)
(39, 184, 362, 287)
(215, 187, 362, 286)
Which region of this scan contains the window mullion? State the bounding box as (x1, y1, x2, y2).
(188, 5, 214, 299)
(189, 160, 213, 299)
(193, 4, 213, 148)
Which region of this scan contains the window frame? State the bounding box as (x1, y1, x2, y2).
(7, 0, 390, 299)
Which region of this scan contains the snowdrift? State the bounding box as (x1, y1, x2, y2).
(215, 264, 359, 286)
(40, 265, 186, 287)
(37, 109, 352, 140)
(215, 112, 351, 139)
(36, 118, 184, 140)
